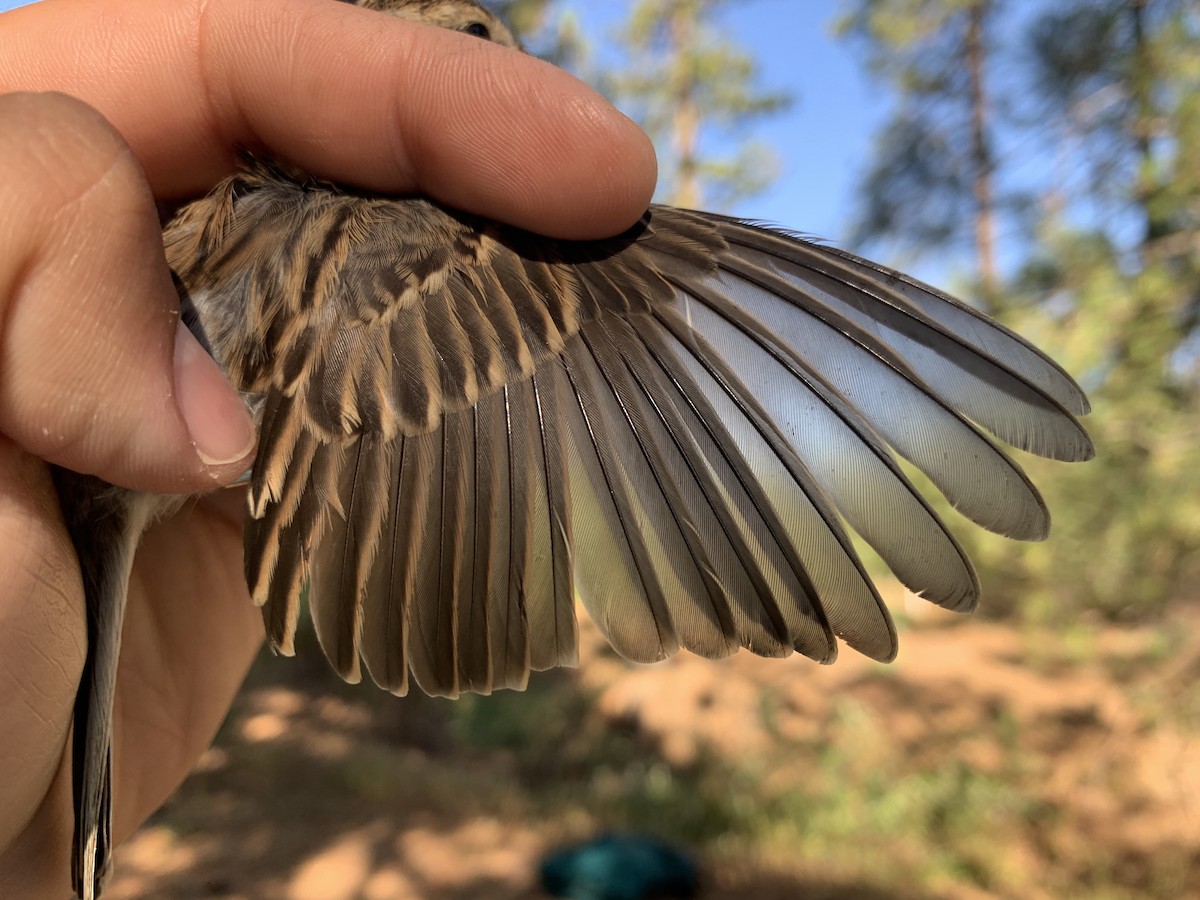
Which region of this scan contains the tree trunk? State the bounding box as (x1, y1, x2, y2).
(966, 1, 998, 305)
(669, 6, 701, 208)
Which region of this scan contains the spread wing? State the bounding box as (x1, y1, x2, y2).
(165, 162, 1092, 699)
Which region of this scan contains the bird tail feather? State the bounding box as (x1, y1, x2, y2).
(53, 471, 144, 900)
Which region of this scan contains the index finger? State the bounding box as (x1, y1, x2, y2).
(0, 0, 656, 239)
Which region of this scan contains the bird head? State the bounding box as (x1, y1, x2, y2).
(355, 0, 521, 50)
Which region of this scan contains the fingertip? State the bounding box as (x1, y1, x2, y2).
(389, 31, 658, 239)
(172, 322, 256, 471)
(552, 97, 659, 239)
(505, 71, 659, 238)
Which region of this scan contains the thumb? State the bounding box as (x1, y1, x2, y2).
(0, 92, 255, 493)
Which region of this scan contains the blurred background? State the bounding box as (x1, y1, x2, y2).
(21, 0, 1197, 896)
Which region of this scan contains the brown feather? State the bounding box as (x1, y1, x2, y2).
(164, 163, 1095, 687)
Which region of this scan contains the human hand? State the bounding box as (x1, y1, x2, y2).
(0, 1, 655, 895)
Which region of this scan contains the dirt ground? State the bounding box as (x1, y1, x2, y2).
(107, 586, 1200, 899)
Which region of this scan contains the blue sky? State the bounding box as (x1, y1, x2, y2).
(0, 0, 887, 247)
(573, 1, 890, 244)
(725, 1, 891, 242)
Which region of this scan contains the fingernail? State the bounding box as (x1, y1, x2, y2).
(173, 321, 256, 467)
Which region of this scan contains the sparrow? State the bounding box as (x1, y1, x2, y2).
(54, 0, 1094, 897)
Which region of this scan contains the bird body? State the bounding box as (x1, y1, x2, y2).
(58, 1, 1092, 897)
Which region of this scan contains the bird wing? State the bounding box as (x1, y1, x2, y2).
(165, 164, 1092, 699)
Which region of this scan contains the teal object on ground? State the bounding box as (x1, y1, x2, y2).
(540, 832, 700, 900)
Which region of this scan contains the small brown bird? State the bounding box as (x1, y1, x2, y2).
(55, 0, 1093, 897)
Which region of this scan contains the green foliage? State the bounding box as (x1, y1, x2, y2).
(841, 0, 1200, 624)
(494, 0, 589, 69)
(446, 673, 1041, 892)
(450, 674, 756, 842)
(969, 228, 1200, 624)
(835, 0, 1000, 280)
(852, 111, 975, 249)
(491, 1, 789, 210)
(607, 0, 791, 209)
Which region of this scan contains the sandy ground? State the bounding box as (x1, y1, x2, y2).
(107, 588, 1200, 899)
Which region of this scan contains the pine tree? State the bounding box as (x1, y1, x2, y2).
(493, 0, 588, 70)
(840, 0, 1200, 622)
(995, 0, 1200, 622)
(607, 0, 790, 210)
(836, 0, 1002, 304)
